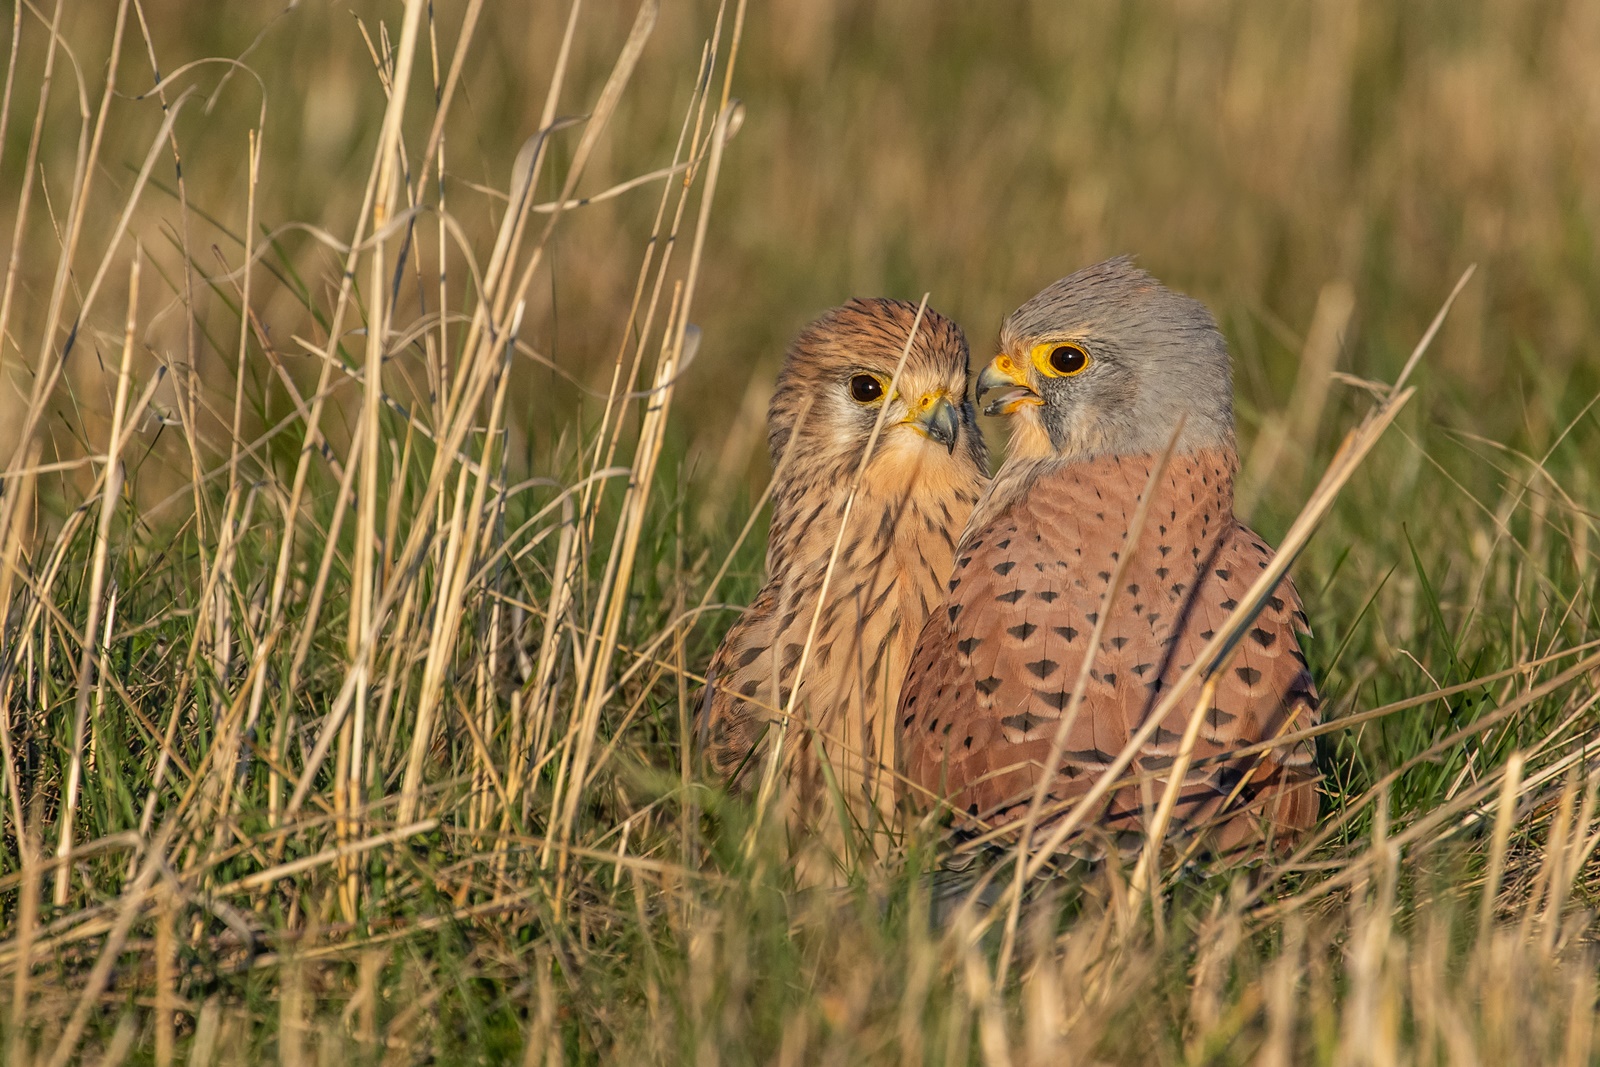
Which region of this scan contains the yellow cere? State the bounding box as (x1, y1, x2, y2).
(992, 353, 1026, 383)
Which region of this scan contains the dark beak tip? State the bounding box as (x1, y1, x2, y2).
(919, 395, 961, 453)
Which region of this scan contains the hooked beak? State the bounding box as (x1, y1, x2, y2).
(906, 392, 961, 453)
(977, 354, 1042, 416)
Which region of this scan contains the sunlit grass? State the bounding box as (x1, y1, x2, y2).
(0, 0, 1597, 1063)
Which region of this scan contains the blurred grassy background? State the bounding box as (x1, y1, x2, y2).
(32, 0, 1586, 748)
(3, 0, 1599, 1062)
(9, 0, 1597, 659)
(8, 0, 1598, 478)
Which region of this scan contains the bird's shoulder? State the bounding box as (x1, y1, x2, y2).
(1126, 518, 1319, 779)
(898, 465, 1131, 812)
(1192, 520, 1321, 732)
(699, 581, 784, 784)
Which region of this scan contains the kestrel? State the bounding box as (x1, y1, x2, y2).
(700, 299, 989, 837)
(898, 258, 1320, 859)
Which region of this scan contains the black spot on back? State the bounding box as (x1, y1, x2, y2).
(1001, 712, 1049, 733)
(1025, 658, 1059, 679)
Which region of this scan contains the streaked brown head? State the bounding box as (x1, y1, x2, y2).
(768, 299, 988, 490)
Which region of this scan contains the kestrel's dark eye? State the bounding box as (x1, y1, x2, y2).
(1049, 345, 1089, 376)
(849, 374, 884, 403)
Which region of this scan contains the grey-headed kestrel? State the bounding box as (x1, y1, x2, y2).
(700, 299, 989, 836)
(898, 258, 1320, 859)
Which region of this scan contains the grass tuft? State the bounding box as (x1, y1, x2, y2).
(0, 0, 1598, 1063)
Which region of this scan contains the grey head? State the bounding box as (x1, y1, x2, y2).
(977, 257, 1236, 460)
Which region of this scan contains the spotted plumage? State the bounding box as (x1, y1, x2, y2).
(898, 259, 1320, 858)
(700, 299, 989, 836)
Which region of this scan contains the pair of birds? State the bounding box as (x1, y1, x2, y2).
(700, 258, 1320, 864)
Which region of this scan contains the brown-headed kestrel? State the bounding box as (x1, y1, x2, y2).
(898, 258, 1320, 858)
(701, 299, 989, 837)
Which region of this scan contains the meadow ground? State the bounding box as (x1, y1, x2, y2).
(0, 0, 1598, 1062)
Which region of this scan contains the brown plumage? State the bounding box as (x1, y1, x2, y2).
(700, 299, 989, 839)
(898, 259, 1320, 859)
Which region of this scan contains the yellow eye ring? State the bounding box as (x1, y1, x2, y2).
(1030, 342, 1090, 378)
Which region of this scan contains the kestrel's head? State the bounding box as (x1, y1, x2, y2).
(768, 299, 987, 483)
(977, 257, 1235, 461)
